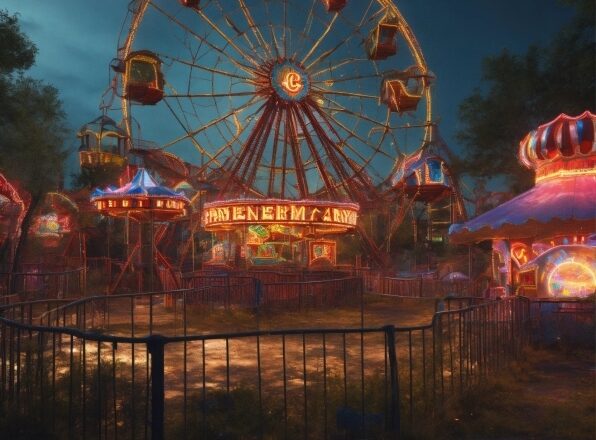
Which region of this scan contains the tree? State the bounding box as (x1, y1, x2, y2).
(0, 11, 68, 286)
(72, 166, 123, 190)
(0, 10, 36, 75)
(457, 0, 595, 193)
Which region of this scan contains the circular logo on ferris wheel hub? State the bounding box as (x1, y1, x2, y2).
(271, 61, 310, 102)
(282, 71, 303, 94)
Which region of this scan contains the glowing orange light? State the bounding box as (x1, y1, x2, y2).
(511, 243, 531, 266)
(281, 70, 303, 94)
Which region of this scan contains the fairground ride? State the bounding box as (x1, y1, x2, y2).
(102, 0, 439, 269)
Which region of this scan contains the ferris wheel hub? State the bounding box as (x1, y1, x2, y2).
(270, 60, 310, 102)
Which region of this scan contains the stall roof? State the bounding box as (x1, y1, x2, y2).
(449, 174, 596, 243)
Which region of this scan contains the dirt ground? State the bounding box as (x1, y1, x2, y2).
(26, 296, 596, 438)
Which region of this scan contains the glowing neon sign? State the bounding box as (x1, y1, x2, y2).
(281, 69, 303, 94)
(271, 61, 309, 101)
(511, 242, 532, 266)
(203, 199, 359, 232)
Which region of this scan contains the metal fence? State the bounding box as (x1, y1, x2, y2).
(182, 273, 363, 312)
(0, 291, 532, 439)
(0, 267, 84, 299)
(529, 299, 595, 348)
(355, 269, 487, 298)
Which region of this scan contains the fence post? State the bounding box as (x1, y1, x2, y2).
(384, 325, 400, 434)
(148, 335, 166, 440)
(225, 275, 230, 310)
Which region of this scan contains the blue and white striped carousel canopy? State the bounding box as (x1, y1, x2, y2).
(91, 168, 189, 202)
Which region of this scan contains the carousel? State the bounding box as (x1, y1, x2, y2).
(91, 168, 189, 292)
(449, 111, 596, 298)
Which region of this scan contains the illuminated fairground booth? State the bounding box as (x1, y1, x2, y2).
(29, 192, 82, 264)
(450, 112, 596, 298)
(202, 199, 358, 268)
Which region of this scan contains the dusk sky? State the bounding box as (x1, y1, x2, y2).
(3, 0, 576, 186)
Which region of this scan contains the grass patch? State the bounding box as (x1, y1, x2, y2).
(423, 347, 595, 440)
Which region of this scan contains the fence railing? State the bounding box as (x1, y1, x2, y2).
(0, 267, 84, 299)
(182, 273, 362, 312)
(354, 269, 487, 298)
(184, 269, 352, 284)
(0, 291, 533, 439)
(529, 299, 595, 348)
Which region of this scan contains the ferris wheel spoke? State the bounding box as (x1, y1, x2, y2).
(223, 98, 275, 193)
(244, 104, 278, 189)
(301, 100, 367, 197)
(311, 58, 375, 79)
(313, 88, 379, 100)
(282, 0, 288, 58)
(161, 97, 222, 166)
(280, 110, 289, 197)
(267, 23, 282, 59)
(161, 95, 265, 150)
(210, 0, 266, 64)
(237, 0, 274, 60)
(286, 108, 309, 198)
(310, 90, 395, 179)
(325, 109, 394, 163)
(291, 0, 318, 61)
(267, 107, 284, 195)
(300, 12, 338, 66)
(320, 122, 392, 186)
(292, 106, 339, 198)
(149, 1, 255, 76)
(165, 81, 202, 137)
(164, 91, 256, 99)
(239, 103, 274, 185)
(160, 54, 253, 82)
(200, 105, 265, 171)
(322, 94, 394, 131)
(193, 7, 261, 69)
(303, 101, 375, 196)
(312, 73, 382, 85)
(305, 5, 379, 72)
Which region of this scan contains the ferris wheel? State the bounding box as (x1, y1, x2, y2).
(114, 0, 433, 203)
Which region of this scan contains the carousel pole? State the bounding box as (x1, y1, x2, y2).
(192, 210, 197, 273)
(80, 231, 87, 296)
(107, 217, 111, 295)
(149, 213, 155, 333)
(150, 213, 155, 293)
(138, 221, 142, 293)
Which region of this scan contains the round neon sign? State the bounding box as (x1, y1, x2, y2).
(271, 61, 310, 102)
(547, 260, 596, 298)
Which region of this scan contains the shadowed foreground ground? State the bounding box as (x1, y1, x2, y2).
(431, 348, 595, 440)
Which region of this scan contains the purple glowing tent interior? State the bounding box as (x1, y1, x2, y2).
(449, 174, 596, 243)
